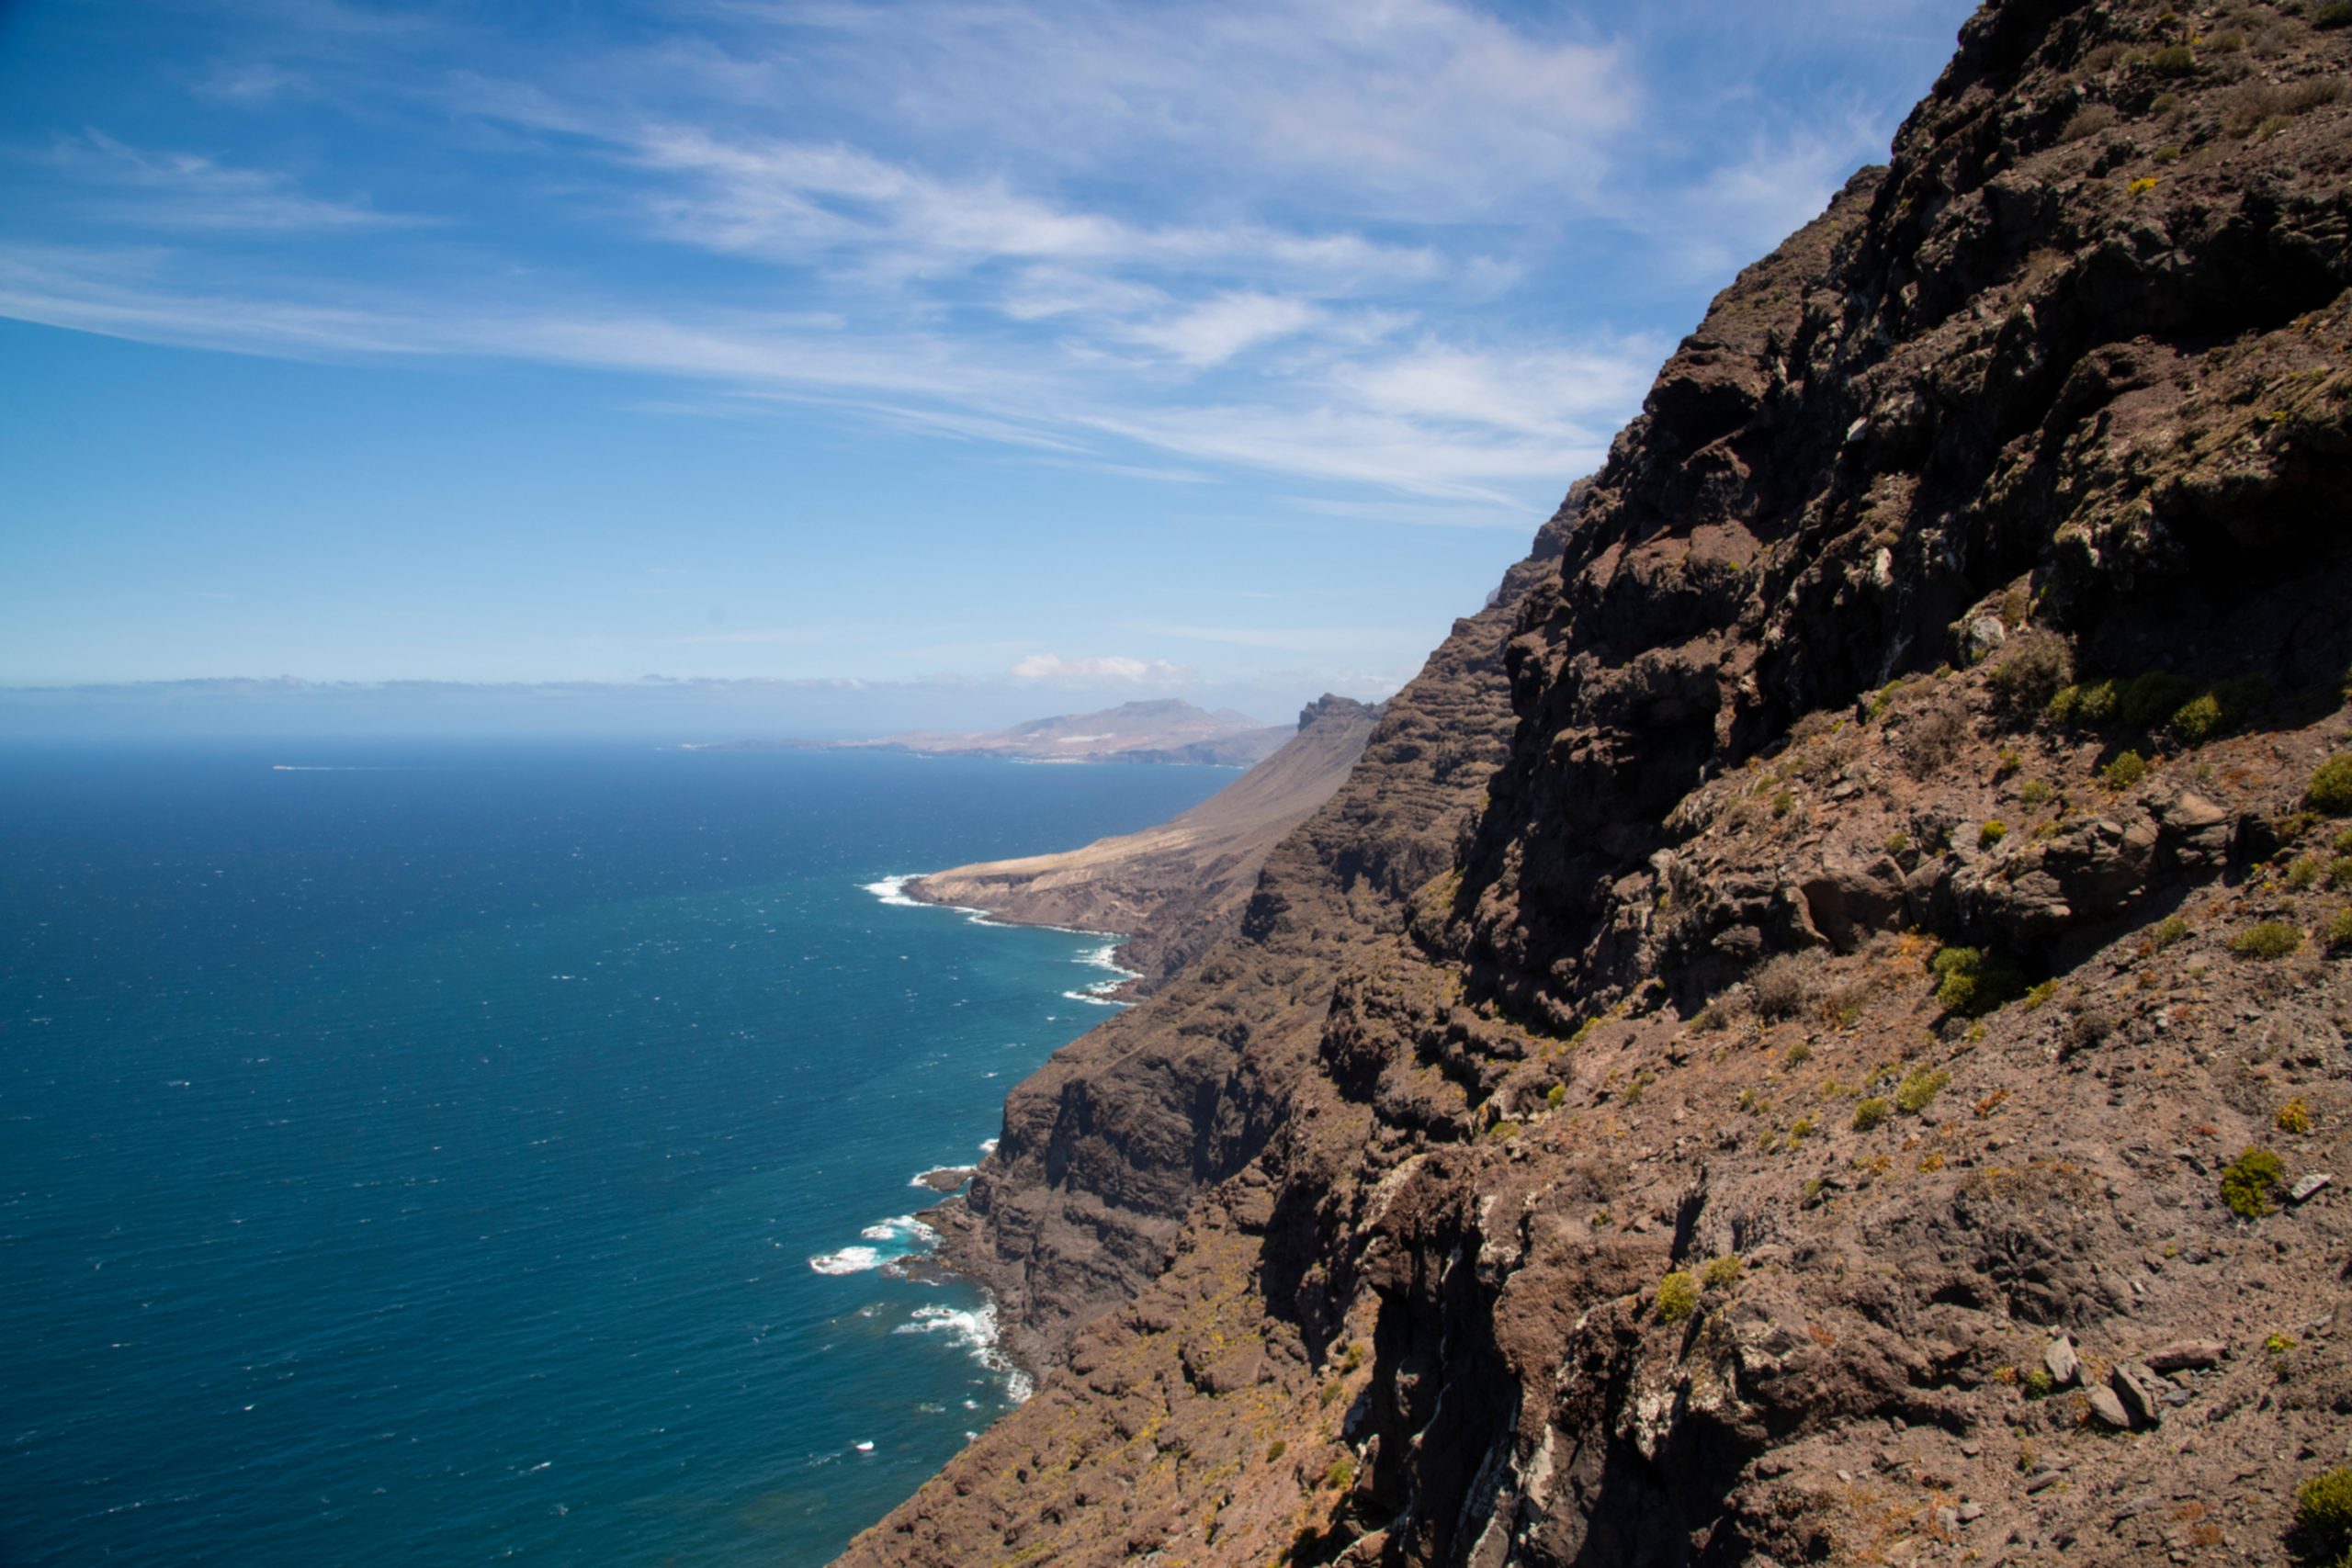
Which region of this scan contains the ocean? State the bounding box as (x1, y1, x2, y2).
(0, 740, 1228, 1566)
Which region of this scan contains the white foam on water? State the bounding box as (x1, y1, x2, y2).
(978, 1138, 998, 1156)
(859, 1214, 937, 1247)
(860, 874, 928, 908)
(807, 1246, 885, 1276)
(895, 1301, 1035, 1403)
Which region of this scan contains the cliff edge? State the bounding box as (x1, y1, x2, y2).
(841, 3, 2352, 1562)
(906, 695, 1382, 989)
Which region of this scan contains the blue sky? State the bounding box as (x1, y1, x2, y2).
(0, 0, 1976, 737)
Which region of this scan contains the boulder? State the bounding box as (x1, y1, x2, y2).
(2110, 1360, 2168, 1428)
(2087, 1386, 2133, 1430)
(2043, 1333, 2080, 1388)
(2143, 1340, 2224, 1373)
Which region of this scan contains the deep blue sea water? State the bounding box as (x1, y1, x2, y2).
(0, 741, 1227, 1567)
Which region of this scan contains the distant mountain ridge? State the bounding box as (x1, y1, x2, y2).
(692, 698, 1290, 766)
(906, 694, 1381, 989)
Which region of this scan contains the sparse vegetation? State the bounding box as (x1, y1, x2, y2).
(1770, 788, 1796, 818)
(1931, 945, 2027, 1016)
(2221, 1146, 2286, 1218)
(2229, 922, 2303, 960)
(1545, 1083, 1566, 1108)
(2146, 43, 2196, 75)
(1990, 629, 2072, 716)
(1702, 1254, 1744, 1290)
(1265, 1438, 1287, 1463)
(1322, 1456, 1355, 1491)
(2289, 857, 2323, 891)
(2022, 1366, 2055, 1398)
(2102, 750, 2147, 790)
(1853, 1097, 1892, 1132)
(2296, 1468, 2352, 1555)
(2022, 979, 2059, 1010)
(1895, 1066, 1951, 1114)
(2153, 914, 2190, 949)
(2278, 1098, 2312, 1135)
(1979, 819, 2008, 850)
(2310, 755, 2352, 816)
(1655, 1270, 1699, 1324)
(1884, 829, 1911, 856)
(2122, 671, 2196, 728)
(2018, 778, 2053, 807)
(1784, 1040, 1811, 1066)
(2332, 908, 2352, 952)
(1753, 954, 1812, 1021)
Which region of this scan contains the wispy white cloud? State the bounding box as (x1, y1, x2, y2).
(1009, 653, 1193, 683)
(35, 131, 419, 231)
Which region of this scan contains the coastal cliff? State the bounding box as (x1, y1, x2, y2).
(841, 2, 2352, 1562)
(906, 695, 1381, 990)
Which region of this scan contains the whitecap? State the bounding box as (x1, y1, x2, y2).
(860, 874, 928, 908)
(859, 1214, 938, 1247)
(895, 1302, 1035, 1403)
(807, 1246, 885, 1276)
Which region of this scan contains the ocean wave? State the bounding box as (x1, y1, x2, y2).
(807, 1245, 886, 1276)
(859, 1214, 937, 1247)
(895, 1302, 1034, 1403)
(1060, 988, 1132, 1008)
(809, 1211, 941, 1276)
(860, 874, 929, 908)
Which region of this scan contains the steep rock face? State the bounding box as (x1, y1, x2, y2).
(837, 3, 2352, 1563)
(918, 529, 1567, 1375)
(907, 694, 1382, 990)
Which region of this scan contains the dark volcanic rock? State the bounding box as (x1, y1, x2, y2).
(834, 4, 2352, 1563)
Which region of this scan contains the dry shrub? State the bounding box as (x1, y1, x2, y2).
(1752, 954, 1814, 1021)
(1900, 703, 1971, 779)
(2221, 77, 2344, 138)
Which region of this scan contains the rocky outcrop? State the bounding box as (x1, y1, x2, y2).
(837, 4, 2352, 1563)
(906, 694, 1381, 989)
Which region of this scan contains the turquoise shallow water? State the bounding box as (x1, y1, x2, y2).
(0, 740, 1227, 1566)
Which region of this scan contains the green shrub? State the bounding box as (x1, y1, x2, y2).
(2075, 677, 2122, 723)
(1702, 1254, 1744, 1290)
(1266, 1438, 1287, 1462)
(2102, 750, 2147, 790)
(1979, 819, 2008, 850)
(2317, 2, 2352, 28)
(2222, 1146, 2286, 1218)
(1884, 829, 1912, 856)
(2310, 755, 2352, 816)
(2122, 671, 2197, 728)
(2289, 857, 2323, 891)
(2022, 1366, 2055, 1399)
(2147, 43, 2196, 75)
(1896, 1066, 1951, 1114)
(1323, 1456, 1355, 1490)
(1545, 1083, 1566, 1108)
(1771, 789, 1796, 818)
(2168, 693, 2225, 746)
(1853, 1097, 1892, 1132)
(2229, 922, 2303, 960)
(2018, 779, 2053, 807)
(1785, 1041, 1811, 1066)
(1932, 946, 2027, 1016)
(2278, 1097, 2312, 1135)
(1656, 1270, 1699, 1324)
(2152, 914, 2190, 949)
(2330, 908, 2352, 952)
(2299, 1470, 2352, 1551)
(2022, 979, 2058, 1010)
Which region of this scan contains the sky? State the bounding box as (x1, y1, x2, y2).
(0, 0, 1979, 738)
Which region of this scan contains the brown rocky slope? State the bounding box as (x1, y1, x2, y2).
(906, 695, 1381, 991)
(837, 3, 2352, 1563)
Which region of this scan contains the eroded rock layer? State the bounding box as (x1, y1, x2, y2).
(838, 3, 2352, 1562)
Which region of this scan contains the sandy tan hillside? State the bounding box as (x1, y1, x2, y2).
(909, 695, 1380, 988)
